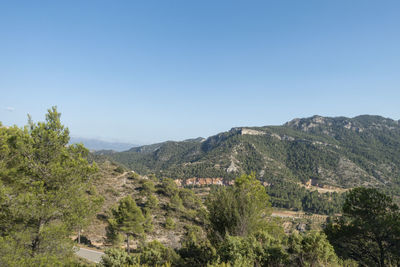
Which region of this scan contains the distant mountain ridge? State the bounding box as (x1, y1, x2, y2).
(70, 137, 139, 152)
(97, 115, 400, 194)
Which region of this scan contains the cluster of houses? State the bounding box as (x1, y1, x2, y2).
(174, 177, 271, 188)
(174, 177, 235, 187)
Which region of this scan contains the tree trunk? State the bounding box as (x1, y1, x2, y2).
(31, 235, 41, 256)
(126, 234, 130, 254)
(379, 245, 385, 267)
(377, 239, 385, 267)
(31, 219, 43, 256)
(78, 228, 81, 244)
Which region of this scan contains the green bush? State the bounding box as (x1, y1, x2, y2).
(165, 217, 175, 230)
(143, 209, 154, 233)
(158, 178, 179, 197)
(145, 194, 159, 210)
(99, 248, 137, 267)
(169, 194, 184, 211)
(288, 231, 338, 267)
(178, 226, 217, 266)
(138, 240, 180, 266)
(105, 218, 124, 246)
(140, 180, 156, 196)
(179, 188, 202, 210)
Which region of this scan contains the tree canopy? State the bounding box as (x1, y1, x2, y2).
(111, 195, 145, 253)
(0, 107, 102, 266)
(206, 173, 272, 240)
(325, 187, 400, 267)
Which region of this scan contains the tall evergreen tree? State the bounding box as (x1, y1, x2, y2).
(0, 107, 102, 265)
(112, 195, 145, 253)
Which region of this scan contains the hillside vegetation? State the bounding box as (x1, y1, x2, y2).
(83, 158, 206, 249)
(2, 109, 400, 266)
(99, 115, 400, 194)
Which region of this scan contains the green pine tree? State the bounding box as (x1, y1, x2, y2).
(112, 195, 145, 253)
(0, 107, 102, 265)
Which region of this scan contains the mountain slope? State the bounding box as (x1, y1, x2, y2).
(97, 115, 400, 193)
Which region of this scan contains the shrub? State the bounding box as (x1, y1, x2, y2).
(99, 248, 137, 267)
(169, 194, 184, 211)
(145, 194, 159, 210)
(165, 217, 175, 230)
(178, 226, 217, 266)
(140, 180, 156, 196)
(179, 188, 202, 210)
(138, 240, 180, 266)
(158, 178, 179, 197)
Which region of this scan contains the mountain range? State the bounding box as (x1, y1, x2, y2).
(70, 137, 139, 152)
(97, 115, 400, 194)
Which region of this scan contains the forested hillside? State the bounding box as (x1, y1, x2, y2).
(98, 115, 400, 194)
(2, 109, 400, 266)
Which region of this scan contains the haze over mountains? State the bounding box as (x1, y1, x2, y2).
(70, 137, 139, 152)
(97, 115, 400, 194)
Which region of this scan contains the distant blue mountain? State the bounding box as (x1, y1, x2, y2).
(69, 137, 139, 152)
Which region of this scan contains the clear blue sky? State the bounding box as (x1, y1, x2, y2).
(1, 1, 399, 144)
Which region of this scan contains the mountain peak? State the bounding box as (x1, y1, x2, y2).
(284, 114, 400, 134)
(284, 115, 329, 132)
